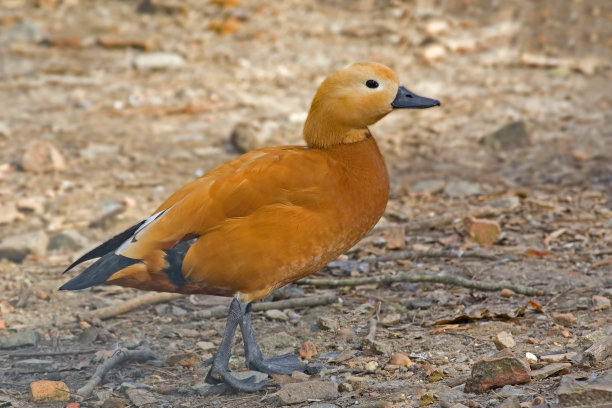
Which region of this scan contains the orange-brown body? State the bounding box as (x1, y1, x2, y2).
(108, 131, 388, 301)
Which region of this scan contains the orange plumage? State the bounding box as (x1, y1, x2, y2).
(61, 62, 439, 391)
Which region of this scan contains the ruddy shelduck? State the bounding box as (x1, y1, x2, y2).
(61, 62, 440, 391)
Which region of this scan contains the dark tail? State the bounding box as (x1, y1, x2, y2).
(59, 253, 141, 290)
(63, 220, 145, 274)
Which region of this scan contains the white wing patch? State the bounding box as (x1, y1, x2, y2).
(114, 209, 169, 254)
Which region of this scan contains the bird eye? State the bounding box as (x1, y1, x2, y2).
(365, 79, 379, 89)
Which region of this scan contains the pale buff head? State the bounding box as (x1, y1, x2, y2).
(303, 62, 439, 148)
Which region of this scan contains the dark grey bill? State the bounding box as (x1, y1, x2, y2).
(391, 86, 440, 109)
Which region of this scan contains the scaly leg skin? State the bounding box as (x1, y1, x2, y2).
(205, 298, 270, 392)
(240, 302, 305, 375)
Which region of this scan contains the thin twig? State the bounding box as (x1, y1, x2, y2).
(79, 292, 182, 321)
(297, 271, 545, 296)
(195, 294, 337, 319)
(77, 348, 155, 397)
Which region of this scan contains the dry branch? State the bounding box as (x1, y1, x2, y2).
(297, 271, 544, 296)
(79, 293, 182, 321)
(195, 293, 337, 319)
(77, 348, 155, 397)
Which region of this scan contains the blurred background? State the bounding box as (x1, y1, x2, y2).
(0, 0, 611, 406)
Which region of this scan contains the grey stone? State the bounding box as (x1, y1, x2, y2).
(0, 121, 10, 138)
(481, 121, 529, 150)
(278, 380, 338, 404)
(265, 309, 288, 321)
(557, 371, 612, 407)
(231, 370, 268, 383)
(259, 331, 295, 351)
(15, 358, 57, 373)
(0, 230, 48, 262)
(170, 305, 187, 316)
(498, 396, 520, 408)
(79, 144, 120, 159)
(444, 180, 482, 197)
(317, 316, 338, 331)
(0, 330, 42, 349)
(303, 404, 339, 408)
(411, 179, 446, 194)
(7, 20, 42, 43)
(134, 53, 186, 70)
(126, 388, 159, 407)
(48, 229, 90, 251)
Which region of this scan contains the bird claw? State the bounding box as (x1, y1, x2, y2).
(247, 353, 305, 375)
(206, 367, 270, 392)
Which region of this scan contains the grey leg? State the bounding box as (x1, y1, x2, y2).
(240, 302, 304, 375)
(205, 298, 269, 391)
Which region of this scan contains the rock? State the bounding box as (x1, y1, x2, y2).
(101, 398, 131, 408)
(481, 121, 529, 150)
(317, 316, 338, 331)
(592, 295, 611, 311)
(265, 309, 288, 321)
(363, 338, 392, 355)
(7, 20, 42, 43)
(420, 43, 447, 63)
(410, 179, 445, 195)
(21, 139, 66, 173)
(299, 341, 318, 359)
(166, 352, 197, 367)
(126, 388, 159, 407)
(303, 404, 339, 408)
(500, 289, 515, 298)
(493, 331, 516, 350)
(464, 349, 531, 393)
(16, 197, 44, 214)
(15, 359, 58, 373)
(557, 371, 612, 407)
(553, 312, 577, 327)
(0, 330, 42, 349)
(48, 229, 89, 251)
(0, 121, 11, 138)
(0, 230, 49, 262)
(339, 382, 353, 392)
(530, 363, 571, 380)
(381, 313, 401, 325)
(525, 352, 538, 364)
(540, 352, 576, 363)
(464, 217, 501, 246)
(79, 143, 120, 160)
(498, 396, 520, 408)
(444, 180, 482, 197)
(389, 352, 413, 367)
(196, 341, 215, 352)
(579, 326, 612, 348)
(30, 380, 70, 403)
(278, 380, 338, 405)
(365, 360, 378, 371)
(134, 52, 186, 70)
(0, 202, 24, 225)
(424, 19, 449, 36)
(259, 331, 295, 351)
(581, 336, 612, 366)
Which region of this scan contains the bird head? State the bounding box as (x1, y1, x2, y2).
(304, 62, 440, 148)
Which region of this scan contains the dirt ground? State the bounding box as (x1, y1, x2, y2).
(0, 0, 611, 407)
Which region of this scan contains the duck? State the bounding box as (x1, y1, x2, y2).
(60, 62, 440, 392)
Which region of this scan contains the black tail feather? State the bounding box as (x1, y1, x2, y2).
(59, 253, 141, 290)
(63, 220, 145, 274)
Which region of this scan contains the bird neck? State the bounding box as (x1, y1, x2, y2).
(303, 116, 369, 148)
